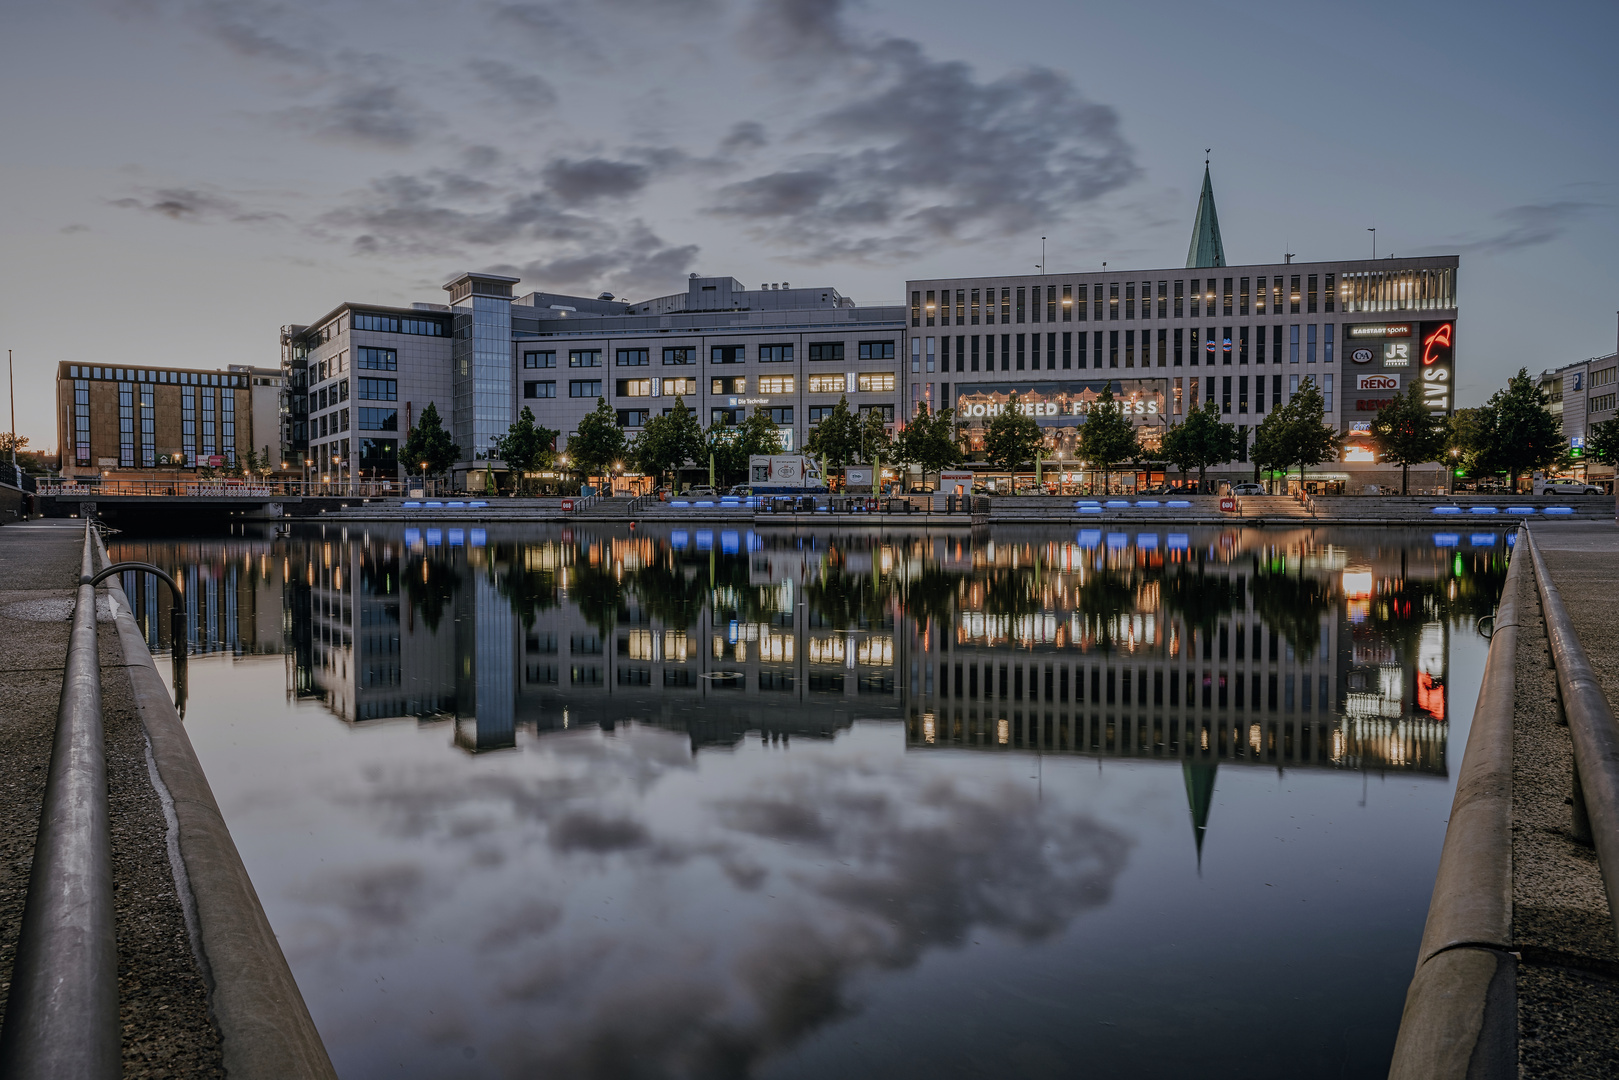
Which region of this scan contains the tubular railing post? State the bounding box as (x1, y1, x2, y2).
(84, 561, 188, 717)
(0, 523, 121, 1080)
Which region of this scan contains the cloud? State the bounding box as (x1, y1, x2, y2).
(109, 187, 282, 224)
(717, 120, 768, 157)
(541, 157, 651, 205)
(59, 224, 90, 234)
(490, 2, 605, 64)
(192, 0, 313, 66)
(1451, 200, 1598, 255)
(711, 4, 1138, 262)
(276, 77, 432, 147)
(470, 59, 558, 109)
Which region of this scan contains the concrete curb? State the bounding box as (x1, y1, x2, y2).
(1388, 527, 1523, 1079)
(93, 532, 337, 1080)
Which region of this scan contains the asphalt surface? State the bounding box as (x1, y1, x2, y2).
(0, 520, 223, 1077)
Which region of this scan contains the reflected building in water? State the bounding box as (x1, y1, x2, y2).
(110, 536, 283, 658)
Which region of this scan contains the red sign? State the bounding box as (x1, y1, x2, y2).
(1422, 322, 1453, 366)
(1220, 497, 1237, 512)
(1356, 398, 1396, 412)
(561, 499, 574, 513)
(208, 455, 224, 467)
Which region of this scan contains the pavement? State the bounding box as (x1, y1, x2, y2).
(1514, 521, 1619, 1077)
(0, 520, 223, 1077)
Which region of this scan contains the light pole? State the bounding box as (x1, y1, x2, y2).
(303, 457, 312, 494)
(1449, 447, 1459, 496)
(332, 453, 342, 496)
(420, 460, 429, 497)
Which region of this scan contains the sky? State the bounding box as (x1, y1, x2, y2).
(3, 0, 1617, 452)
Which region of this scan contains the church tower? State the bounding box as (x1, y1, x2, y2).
(1185, 163, 1227, 269)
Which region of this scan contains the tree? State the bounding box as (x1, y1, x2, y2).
(804, 395, 860, 475)
(1475, 368, 1563, 490)
(737, 407, 784, 459)
(630, 396, 703, 489)
(1160, 402, 1239, 493)
(1251, 406, 1292, 493)
(1588, 417, 1619, 467)
(400, 402, 460, 486)
(857, 407, 892, 467)
(702, 409, 780, 488)
(491, 406, 558, 494)
(897, 404, 960, 489)
(1077, 385, 1141, 494)
(1274, 377, 1340, 491)
(981, 392, 1043, 475)
(1368, 382, 1448, 494)
(569, 397, 627, 489)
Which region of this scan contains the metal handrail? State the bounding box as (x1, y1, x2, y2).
(0, 524, 120, 1079)
(83, 561, 188, 717)
(1525, 527, 1619, 937)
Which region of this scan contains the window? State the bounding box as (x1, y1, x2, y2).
(523, 381, 556, 398)
(858, 403, 895, 422)
(663, 377, 698, 396)
(1323, 373, 1333, 411)
(663, 346, 696, 365)
(1174, 280, 1184, 317)
(569, 380, 602, 397)
(1290, 276, 1301, 314)
(358, 407, 398, 431)
(357, 378, 396, 400)
(1592, 393, 1617, 413)
(956, 290, 966, 322)
(339, 380, 350, 401)
(762, 406, 793, 423)
(970, 289, 981, 324)
(569, 349, 602, 367)
(712, 376, 745, 395)
(616, 379, 652, 397)
(1001, 288, 1011, 323)
(808, 406, 837, 424)
(1324, 272, 1336, 313)
(1256, 276, 1267, 315)
(711, 345, 745, 364)
(1125, 282, 1135, 320)
(1223, 278, 1234, 316)
(616, 409, 649, 427)
(1307, 275, 1318, 313)
(758, 375, 794, 395)
(1324, 324, 1335, 364)
(858, 340, 895, 359)
(1239, 278, 1250, 316)
(352, 313, 445, 335)
(1109, 282, 1119, 320)
(808, 374, 846, 394)
(1290, 325, 1300, 364)
(911, 290, 921, 327)
(857, 372, 895, 392)
(808, 342, 845, 361)
(1307, 325, 1318, 363)
(1016, 287, 1026, 323)
(1190, 279, 1200, 318)
(758, 343, 793, 363)
(926, 290, 936, 326)
(616, 348, 649, 366)
(357, 347, 397, 370)
(1591, 367, 1616, 388)
(523, 350, 556, 368)
(711, 407, 745, 425)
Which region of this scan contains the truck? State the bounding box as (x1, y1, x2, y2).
(746, 455, 829, 494)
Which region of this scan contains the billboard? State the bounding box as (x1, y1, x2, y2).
(1419, 321, 1454, 418)
(953, 379, 1167, 457)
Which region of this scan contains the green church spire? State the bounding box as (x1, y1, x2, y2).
(1182, 758, 1217, 870)
(1185, 162, 1226, 269)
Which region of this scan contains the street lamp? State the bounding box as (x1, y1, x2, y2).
(420, 460, 429, 497)
(303, 457, 312, 493)
(332, 453, 341, 496)
(1449, 448, 1459, 496)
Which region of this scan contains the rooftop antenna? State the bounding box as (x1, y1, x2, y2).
(1036, 236, 1046, 272)
(1368, 227, 1376, 260)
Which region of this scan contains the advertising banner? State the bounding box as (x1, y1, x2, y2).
(1419, 321, 1455, 417)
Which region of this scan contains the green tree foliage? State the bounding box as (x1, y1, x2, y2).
(491, 406, 558, 494)
(804, 396, 860, 472)
(631, 397, 704, 488)
(897, 404, 960, 487)
(400, 402, 460, 480)
(1368, 382, 1447, 494)
(1254, 377, 1340, 491)
(1587, 417, 1619, 466)
(568, 397, 627, 486)
(1251, 405, 1290, 492)
(1077, 385, 1141, 493)
(857, 407, 892, 466)
(1473, 368, 1564, 488)
(1160, 402, 1239, 493)
(981, 392, 1043, 473)
(1445, 407, 1490, 479)
(705, 408, 784, 487)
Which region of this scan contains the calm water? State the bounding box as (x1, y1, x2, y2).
(111, 523, 1508, 1080)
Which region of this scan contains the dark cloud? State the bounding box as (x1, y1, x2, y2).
(548, 810, 651, 853)
(470, 59, 558, 109)
(711, 6, 1138, 261)
(1451, 200, 1597, 255)
(541, 157, 651, 205)
(490, 2, 605, 63)
(277, 77, 431, 147)
(109, 187, 282, 224)
(718, 120, 768, 156)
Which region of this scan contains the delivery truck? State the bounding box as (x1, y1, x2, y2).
(746, 455, 829, 494)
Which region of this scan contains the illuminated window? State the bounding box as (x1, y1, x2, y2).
(1290, 276, 1301, 314)
(1001, 288, 1011, 323)
(616, 379, 652, 397)
(808, 636, 846, 664)
(857, 372, 896, 392)
(808, 374, 846, 394)
(1255, 276, 1267, 315)
(956, 289, 966, 323)
(1324, 272, 1336, 313)
(911, 291, 921, 327)
(926, 290, 936, 326)
(1062, 285, 1072, 321)
(758, 375, 794, 395)
(1047, 286, 1057, 323)
(1109, 282, 1119, 320)
(663, 377, 698, 396)
(856, 636, 894, 665)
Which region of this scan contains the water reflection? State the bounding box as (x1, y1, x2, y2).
(108, 525, 1509, 1079)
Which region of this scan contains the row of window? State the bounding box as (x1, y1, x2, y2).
(914, 277, 1350, 327)
(65, 366, 248, 387)
(1593, 393, 1617, 414)
(524, 373, 898, 401)
(522, 341, 895, 369)
(911, 327, 1338, 373)
(352, 312, 446, 336)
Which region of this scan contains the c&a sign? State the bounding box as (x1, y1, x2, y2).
(1419, 322, 1454, 417)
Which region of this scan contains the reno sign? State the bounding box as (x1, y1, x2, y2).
(1356, 373, 1400, 391)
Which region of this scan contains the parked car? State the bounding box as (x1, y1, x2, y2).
(1542, 482, 1601, 495)
(1229, 483, 1266, 496)
(684, 486, 718, 498)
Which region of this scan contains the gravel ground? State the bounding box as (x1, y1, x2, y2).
(1512, 528, 1619, 1077)
(0, 522, 223, 1077)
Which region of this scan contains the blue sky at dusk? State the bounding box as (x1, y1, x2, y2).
(3, 0, 1615, 449)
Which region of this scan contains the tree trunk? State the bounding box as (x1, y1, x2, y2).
(1401, 462, 1409, 496)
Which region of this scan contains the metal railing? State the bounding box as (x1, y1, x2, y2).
(37, 479, 404, 498)
(1525, 527, 1619, 938)
(0, 524, 120, 1079)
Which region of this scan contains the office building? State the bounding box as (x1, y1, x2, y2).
(904, 167, 1459, 489)
(280, 274, 905, 490)
(54, 362, 282, 478)
(1537, 323, 1618, 484)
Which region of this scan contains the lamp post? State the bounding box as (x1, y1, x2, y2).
(1449, 448, 1459, 496)
(332, 453, 342, 496)
(303, 457, 312, 494)
(420, 460, 429, 497)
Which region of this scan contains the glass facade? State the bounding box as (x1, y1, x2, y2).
(453, 294, 514, 463)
